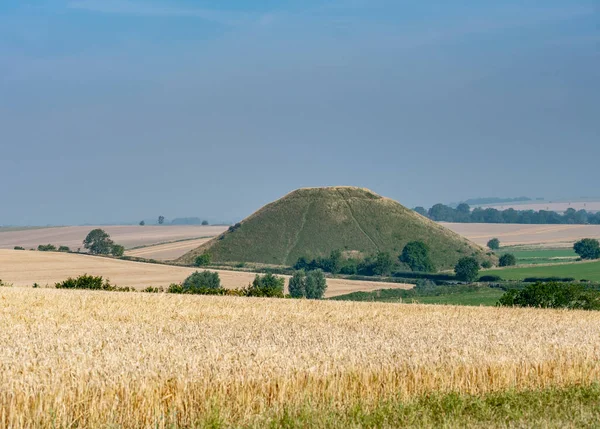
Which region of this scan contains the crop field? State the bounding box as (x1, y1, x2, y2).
(0, 288, 599, 427)
(486, 260, 600, 282)
(0, 250, 410, 297)
(499, 248, 578, 265)
(0, 225, 226, 252)
(125, 237, 215, 260)
(442, 222, 600, 247)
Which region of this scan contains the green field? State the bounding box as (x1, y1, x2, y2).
(499, 248, 578, 265)
(331, 285, 504, 306)
(486, 260, 600, 282)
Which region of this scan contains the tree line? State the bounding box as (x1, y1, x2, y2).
(414, 203, 600, 224)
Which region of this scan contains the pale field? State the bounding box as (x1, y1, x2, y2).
(442, 222, 600, 247)
(0, 225, 226, 251)
(0, 249, 410, 297)
(476, 201, 600, 213)
(125, 237, 214, 260)
(0, 288, 599, 427)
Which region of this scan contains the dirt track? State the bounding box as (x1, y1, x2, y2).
(0, 250, 411, 298)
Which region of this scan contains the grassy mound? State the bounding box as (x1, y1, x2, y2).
(178, 187, 493, 269)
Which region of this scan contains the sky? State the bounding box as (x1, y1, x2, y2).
(1, 0, 598, 225)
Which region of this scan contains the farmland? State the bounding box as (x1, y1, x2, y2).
(486, 260, 600, 282)
(0, 225, 226, 253)
(0, 288, 599, 427)
(498, 247, 578, 265)
(442, 222, 600, 247)
(0, 249, 411, 297)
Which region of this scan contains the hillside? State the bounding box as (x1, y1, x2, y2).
(178, 187, 493, 269)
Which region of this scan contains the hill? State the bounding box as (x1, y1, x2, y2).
(178, 187, 493, 269)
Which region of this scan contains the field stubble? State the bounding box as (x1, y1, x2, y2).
(1, 288, 599, 427)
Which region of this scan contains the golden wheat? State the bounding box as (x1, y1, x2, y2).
(1, 288, 599, 427)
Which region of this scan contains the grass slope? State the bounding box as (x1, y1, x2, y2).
(486, 260, 600, 281)
(179, 187, 492, 269)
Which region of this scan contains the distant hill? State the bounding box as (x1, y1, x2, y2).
(177, 187, 493, 270)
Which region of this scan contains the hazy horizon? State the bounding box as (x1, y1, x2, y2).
(2, 0, 598, 226)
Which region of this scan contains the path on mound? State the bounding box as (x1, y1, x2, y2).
(0, 250, 411, 298)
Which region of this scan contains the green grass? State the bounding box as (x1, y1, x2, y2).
(331, 285, 504, 306)
(178, 187, 492, 269)
(486, 260, 600, 281)
(499, 248, 578, 265)
(238, 384, 600, 428)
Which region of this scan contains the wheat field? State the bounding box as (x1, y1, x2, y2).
(1, 287, 599, 427)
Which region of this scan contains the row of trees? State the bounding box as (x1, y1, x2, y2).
(416, 203, 600, 225)
(139, 216, 210, 226)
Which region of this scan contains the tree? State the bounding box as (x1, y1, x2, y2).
(58, 246, 71, 253)
(201, 220, 209, 226)
(182, 271, 221, 292)
(246, 273, 285, 298)
(158, 216, 165, 225)
(454, 257, 480, 282)
(574, 239, 600, 260)
(326, 249, 343, 274)
(288, 270, 328, 299)
(413, 207, 427, 217)
(194, 253, 212, 267)
(373, 252, 394, 276)
(399, 241, 435, 272)
(139, 220, 145, 226)
(111, 244, 125, 257)
(499, 253, 516, 267)
(487, 238, 501, 250)
(288, 271, 307, 298)
(83, 229, 114, 255)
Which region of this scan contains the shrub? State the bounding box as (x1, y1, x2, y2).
(487, 238, 500, 250)
(499, 253, 517, 267)
(111, 245, 125, 257)
(37, 244, 56, 252)
(58, 246, 71, 253)
(479, 275, 502, 282)
(13, 246, 25, 250)
(574, 239, 600, 260)
(454, 257, 480, 282)
(246, 273, 285, 298)
(182, 271, 221, 293)
(194, 253, 212, 267)
(498, 282, 600, 310)
(55, 274, 131, 292)
(523, 277, 576, 283)
(228, 223, 242, 233)
(142, 286, 164, 293)
(481, 260, 493, 269)
(399, 241, 435, 272)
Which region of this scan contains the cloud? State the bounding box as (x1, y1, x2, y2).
(68, 0, 253, 26)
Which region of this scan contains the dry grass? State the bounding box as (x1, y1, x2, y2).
(442, 222, 600, 247)
(0, 288, 599, 427)
(0, 225, 226, 251)
(125, 237, 215, 260)
(0, 249, 411, 297)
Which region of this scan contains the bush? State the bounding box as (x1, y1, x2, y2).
(55, 274, 131, 292)
(499, 253, 517, 267)
(246, 273, 285, 298)
(487, 238, 500, 250)
(194, 253, 212, 267)
(479, 275, 502, 282)
(574, 238, 600, 260)
(13, 246, 25, 250)
(523, 277, 576, 283)
(58, 246, 71, 253)
(111, 244, 125, 257)
(399, 241, 435, 272)
(37, 244, 56, 251)
(454, 257, 480, 282)
(182, 271, 221, 293)
(481, 260, 493, 269)
(498, 282, 600, 310)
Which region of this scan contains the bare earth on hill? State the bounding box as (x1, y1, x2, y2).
(442, 222, 600, 247)
(0, 250, 410, 297)
(0, 225, 227, 251)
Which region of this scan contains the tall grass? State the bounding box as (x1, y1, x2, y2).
(1, 288, 599, 427)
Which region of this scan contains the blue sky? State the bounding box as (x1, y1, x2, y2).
(1, 0, 598, 225)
